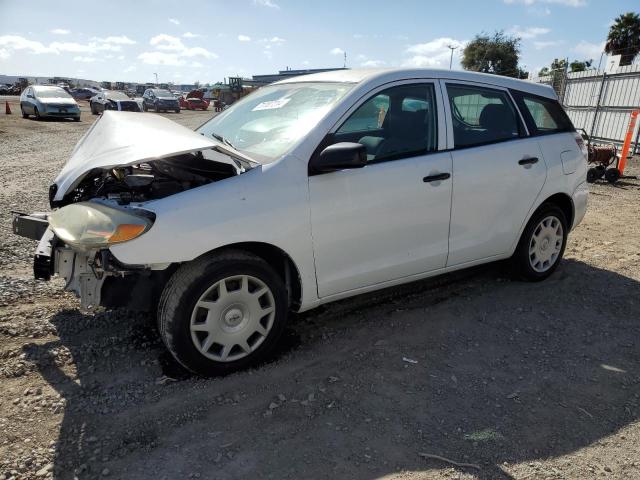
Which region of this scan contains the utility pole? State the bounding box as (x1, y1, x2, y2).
(343, 51, 347, 68)
(154, 72, 158, 86)
(447, 45, 457, 70)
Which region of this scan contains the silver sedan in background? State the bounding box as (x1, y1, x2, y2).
(20, 85, 81, 121)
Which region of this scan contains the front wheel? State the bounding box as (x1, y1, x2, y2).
(34, 106, 41, 120)
(158, 251, 289, 376)
(21, 107, 28, 118)
(155, 104, 161, 113)
(511, 204, 568, 281)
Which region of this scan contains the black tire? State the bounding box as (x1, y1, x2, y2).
(73, 116, 80, 122)
(175, 108, 180, 113)
(155, 104, 161, 113)
(511, 203, 568, 281)
(21, 107, 28, 119)
(605, 168, 620, 184)
(34, 106, 41, 120)
(143, 103, 148, 112)
(586, 167, 598, 183)
(158, 250, 289, 376)
(90, 102, 97, 115)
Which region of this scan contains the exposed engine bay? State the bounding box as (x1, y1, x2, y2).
(54, 150, 239, 207)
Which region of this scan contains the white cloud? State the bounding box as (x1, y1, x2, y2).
(0, 48, 10, 59)
(353, 34, 364, 39)
(253, 0, 280, 8)
(123, 65, 136, 73)
(168, 18, 180, 25)
(263, 49, 273, 59)
(504, 0, 586, 6)
(73, 56, 98, 63)
(150, 34, 184, 51)
(302, 60, 310, 66)
(183, 32, 201, 38)
(403, 37, 466, 68)
(508, 26, 550, 39)
(117, 55, 124, 60)
(573, 40, 604, 59)
(182, 46, 217, 58)
(0, 35, 131, 57)
(191, 61, 204, 67)
(91, 35, 136, 45)
(533, 40, 562, 49)
(140, 35, 217, 65)
(138, 51, 184, 66)
(268, 36, 285, 45)
(0, 35, 57, 54)
(238, 34, 251, 42)
(50, 29, 70, 35)
(361, 59, 386, 67)
(330, 47, 345, 55)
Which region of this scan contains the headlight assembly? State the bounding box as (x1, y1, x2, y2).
(48, 202, 153, 249)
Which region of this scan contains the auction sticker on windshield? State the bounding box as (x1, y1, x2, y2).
(252, 98, 291, 111)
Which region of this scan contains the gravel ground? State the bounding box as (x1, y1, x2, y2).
(1, 99, 640, 480)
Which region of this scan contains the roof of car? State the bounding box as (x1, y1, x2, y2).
(274, 68, 556, 99)
(32, 85, 65, 91)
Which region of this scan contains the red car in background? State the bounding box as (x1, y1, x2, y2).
(179, 89, 210, 110)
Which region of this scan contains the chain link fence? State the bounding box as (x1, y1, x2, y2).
(532, 63, 640, 153)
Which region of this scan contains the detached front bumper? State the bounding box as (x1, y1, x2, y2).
(13, 213, 105, 308)
(13, 212, 168, 311)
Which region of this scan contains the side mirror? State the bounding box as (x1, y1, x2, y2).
(310, 142, 367, 175)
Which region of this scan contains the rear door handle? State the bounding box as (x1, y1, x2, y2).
(423, 172, 451, 183)
(518, 157, 539, 165)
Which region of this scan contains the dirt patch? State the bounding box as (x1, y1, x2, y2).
(1, 109, 639, 479)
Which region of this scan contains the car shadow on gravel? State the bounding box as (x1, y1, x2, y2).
(23, 259, 640, 479)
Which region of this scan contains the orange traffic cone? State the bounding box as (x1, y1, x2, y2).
(5, 101, 11, 114)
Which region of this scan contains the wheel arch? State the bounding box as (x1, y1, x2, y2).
(196, 242, 303, 311)
(538, 192, 574, 229)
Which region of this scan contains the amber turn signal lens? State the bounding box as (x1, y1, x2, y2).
(109, 223, 147, 243)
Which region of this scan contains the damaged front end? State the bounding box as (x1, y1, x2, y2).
(13, 111, 250, 310)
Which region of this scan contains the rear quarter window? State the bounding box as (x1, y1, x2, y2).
(511, 90, 574, 136)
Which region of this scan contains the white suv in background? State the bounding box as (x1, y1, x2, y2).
(14, 68, 588, 376)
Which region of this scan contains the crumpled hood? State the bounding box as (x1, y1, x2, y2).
(53, 111, 218, 201)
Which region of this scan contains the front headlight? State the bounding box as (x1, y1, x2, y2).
(48, 202, 153, 249)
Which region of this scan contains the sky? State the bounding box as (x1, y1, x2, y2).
(0, 0, 637, 85)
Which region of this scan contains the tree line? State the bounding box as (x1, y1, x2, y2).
(460, 11, 640, 78)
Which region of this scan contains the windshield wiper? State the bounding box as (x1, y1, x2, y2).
(211, 132, 237, 151)
(209, 131, 259, 170)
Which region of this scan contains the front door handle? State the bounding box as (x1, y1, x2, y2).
(518, 157, 539, 166)
(423, 172, 451, 183)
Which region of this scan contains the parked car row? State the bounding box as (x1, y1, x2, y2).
(18, 84, 215, 122)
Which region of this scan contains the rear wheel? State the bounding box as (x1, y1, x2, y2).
(605, 168, 620, 184)
(158, 250, 289, 376)
(511, 204, 567, 281)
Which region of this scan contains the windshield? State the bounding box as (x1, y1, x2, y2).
(36, 88, 72, 99)
(197, 82, 353, 163)
(105, 91, 129, 100)
(154, 89, 174, 97)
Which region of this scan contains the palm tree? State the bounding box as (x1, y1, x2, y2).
(605, 12, 640, 66)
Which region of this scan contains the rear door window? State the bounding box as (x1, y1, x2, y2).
(446, 84, 522, 148)
(511, 91, 574, 135)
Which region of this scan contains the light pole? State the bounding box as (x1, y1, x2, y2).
(447, 45, 457, 70)
(154, 73, 158, 86)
